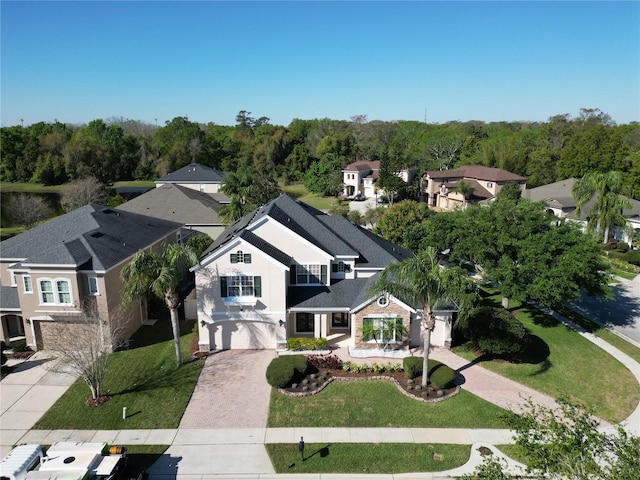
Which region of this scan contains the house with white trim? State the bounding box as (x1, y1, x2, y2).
(0, 205, 182, 350)
(192, 194, 458, 352)
(342, 160, 419, 200)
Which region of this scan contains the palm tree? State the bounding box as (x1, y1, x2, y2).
(368, 246, 469, 386)
(121, 243, 199, 367)
(573, 171, 631, 243)
(455, 179, 475, 208)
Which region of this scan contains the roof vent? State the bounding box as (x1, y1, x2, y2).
(102, 208, 114, 214)
(90, 232, 105, 238)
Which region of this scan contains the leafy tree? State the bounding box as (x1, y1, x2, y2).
(466, 399, 640, 479)
(573, 171, 632, 243)
(187, 234, 213, 257)
(362, 205, 386, 228)
(7, 193, 55, 228)
(460, 306, 527, 356)
(121, 243, 199, 368)
(304, 158, 343, 196)
(368, 247, 471, 386)
(373, 200, 433, 250)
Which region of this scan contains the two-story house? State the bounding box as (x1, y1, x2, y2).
(192, 194, 458, 352)
(421, 165, 527, 211)
(342, 161, 419, 200)
(155, 162, 228, 199)
(0, 205, 182, 350)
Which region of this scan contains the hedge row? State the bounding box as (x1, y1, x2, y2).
(286, 337, 329, 351)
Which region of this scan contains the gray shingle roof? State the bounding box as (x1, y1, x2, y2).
(288, 277, 377, 310)
(116, 184, 226, 225)
(1, 204, 182, 271)
(156, 163, 225, 184)
(0, 285, 20, 310)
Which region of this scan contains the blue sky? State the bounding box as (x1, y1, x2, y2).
(1, 1, 639, 127)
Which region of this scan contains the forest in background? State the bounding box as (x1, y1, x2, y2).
(1, 108, 639, 198)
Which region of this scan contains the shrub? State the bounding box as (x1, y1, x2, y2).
(429, 361, 457, 389)
(306, 354, 342, 370)
(616, 242, 629, 253)
(403, 356, 423, 379)
(265, 355, 307, 388)
(624, 250, 640, 266)
(11, 339, 28, 353)
(286, 337, 328, 351)
(462, 306, 527, 356)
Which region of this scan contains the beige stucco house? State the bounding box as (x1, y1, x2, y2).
(191, 194, 458, 352)
(0, 205, 182, 350)
(155, 162, 228, 196)
(342, 160, 419, 200)
(421, 165, 527, 211)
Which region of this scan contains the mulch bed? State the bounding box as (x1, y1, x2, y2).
(278, 367, 459, 403)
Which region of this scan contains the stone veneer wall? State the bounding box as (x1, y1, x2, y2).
(353, 301, 412, 347)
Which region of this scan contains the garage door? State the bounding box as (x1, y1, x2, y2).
(210, 320, 278, 350)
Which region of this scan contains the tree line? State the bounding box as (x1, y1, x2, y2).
(1, 108, 639, 198)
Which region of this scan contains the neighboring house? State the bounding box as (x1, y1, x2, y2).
(421, 165, 527, 211)
(191, 194, 458, 351)
(155, 162, 228, 198)
(342, 160, 419, 199)
(116, 184, 227, 240)
(0, 205, 182, 350)
(522, 178, 640, 243)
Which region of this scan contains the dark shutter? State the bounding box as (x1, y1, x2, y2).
(220, 276, 228, 297)
(321, 265, 327, 284)
(290, 265, 296, 285)
(254, 276, 261, 297)
(230, 254, 238, 264)
(244, 253, 252, 264)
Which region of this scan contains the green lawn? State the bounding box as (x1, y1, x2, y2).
(112, 180, 155, 188)
(280, 183, 337, 210)
(268, 381, 510, 428)
(0, 182, 66, 193)
(453, 302, 640, 423)
(266, 443, 470, 474)
(34, 319, 204, 430)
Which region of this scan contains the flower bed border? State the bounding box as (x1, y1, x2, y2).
(278, 374, 460, 403)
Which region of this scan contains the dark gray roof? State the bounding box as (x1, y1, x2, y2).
(0, 285, 20, 310)
(156, 163, 225, 184)
(288, 277, 377, 310)
(0, 204, 182, 271)
(203, 194, 412, 269)
(116, 184, 226, 225)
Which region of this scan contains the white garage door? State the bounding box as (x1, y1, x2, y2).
(210, 320, 278, 350)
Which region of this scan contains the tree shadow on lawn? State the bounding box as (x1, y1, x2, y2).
(110, 357, 202, 397)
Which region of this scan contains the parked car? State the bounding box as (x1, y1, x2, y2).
(353, 193, 364, 201)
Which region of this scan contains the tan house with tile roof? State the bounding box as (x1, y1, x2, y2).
(342, 160, 419, 199)
(421, 165, 527, 211)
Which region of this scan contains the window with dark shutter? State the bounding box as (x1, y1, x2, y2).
(321, 265, 327, 284)
(290, 265, 297, 285)
(230, 254, 238, 264)
(220, 276, 228, 297)
(254, 276, 261, 297)
(244, 253, 252, 264)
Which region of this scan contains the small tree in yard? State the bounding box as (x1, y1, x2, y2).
(61, 176, 109, 212)
(121, 243, 199, 368)
(464, 399, 640, 480)
(46, 305, 127, 403)
(7, 193, 55, 229)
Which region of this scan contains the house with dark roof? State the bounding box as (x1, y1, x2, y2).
(421, 165, 527, 211)
(116, 184, 228, 240)
(522, 178, 640, 243)
(342, 160, 419, 200)
(0, 205, 182, 350)
(191, 194, 458, 351)
(155, 162, 227, 197)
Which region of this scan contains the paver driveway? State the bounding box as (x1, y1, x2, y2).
(179, 349, 275, 428)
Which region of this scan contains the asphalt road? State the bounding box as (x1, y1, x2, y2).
(572, 275, 640, 346)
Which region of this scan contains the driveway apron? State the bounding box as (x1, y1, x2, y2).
(179, 349, 275, 429)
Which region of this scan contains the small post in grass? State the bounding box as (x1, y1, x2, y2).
(298, 436, 305, 462)
(122, 407, 127, 419)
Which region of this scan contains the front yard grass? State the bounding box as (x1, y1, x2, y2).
(266, 443, 470, 474)
(268, 381, 509, 428)
(34, 319, 203, 430)
(452, 301, 640, 424)
(280, 183, 337, 211)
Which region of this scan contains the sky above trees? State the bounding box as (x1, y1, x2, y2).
(1, 1, 638, 127)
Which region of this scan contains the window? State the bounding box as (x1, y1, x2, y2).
(220, 275, 261, 298)
(292, 264, 326, 285)
(39, 279, 72, 305)
(296, 313, 315, 333)
(230, 251, 251, 264)
(23, 275, 33, 294)
(333, 261, 351, 273)
(332, 312, 349, 329)
(362, 317, 403, 343)
(88, 276, 99, 295)
(377, 295, 389, 307)
(199, 184, 205, 192)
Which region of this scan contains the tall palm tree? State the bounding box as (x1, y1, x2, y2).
(368, 246, 469, 386)
(573, 171, 631, 243)
(121, 243, 199, 367)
